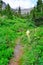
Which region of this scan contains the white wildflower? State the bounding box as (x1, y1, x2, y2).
(26, 30, 30, 36)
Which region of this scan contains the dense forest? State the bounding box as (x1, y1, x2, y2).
(0, 0, 43, 65)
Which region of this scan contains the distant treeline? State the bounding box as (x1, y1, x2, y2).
(0, 0, 43, 26)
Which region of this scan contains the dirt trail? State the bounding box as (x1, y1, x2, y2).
(9, 38, 23, 65)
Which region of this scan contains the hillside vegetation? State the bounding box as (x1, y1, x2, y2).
(0, 16, 35, 65)
(0, 15, 43, 65)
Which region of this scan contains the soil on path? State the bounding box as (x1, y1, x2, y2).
(9, 38, 23, 65)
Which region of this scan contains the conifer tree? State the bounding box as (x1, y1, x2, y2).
(5, 4, 13, 19)
(37, 0, 42, 12)
(18, 7, 21, 15)
(0, 0, 2, 12)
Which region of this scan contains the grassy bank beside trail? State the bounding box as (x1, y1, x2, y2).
(19, 26, 43, 65)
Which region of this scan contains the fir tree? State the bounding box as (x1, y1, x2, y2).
(5, 4, 13, 19)
(18, 7, 21, 15)
(0, 0, 2, 12)
(37, 0, 42, 12)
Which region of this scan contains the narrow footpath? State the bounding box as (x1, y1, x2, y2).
(9, 38, 23, 65)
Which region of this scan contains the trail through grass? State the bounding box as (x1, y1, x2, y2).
(9, 38, 24, 65)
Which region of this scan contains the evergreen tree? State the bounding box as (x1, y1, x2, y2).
(37, 0, 42, 12)
(5, 4, 11, 14)
(42, 2, 43, 11)
(32, 7, 36, 20)
(0, 0, 2, 13)
(31, 0, 43, 26)
(18, 7, 21, 15)
(5, 4, 13, 19)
